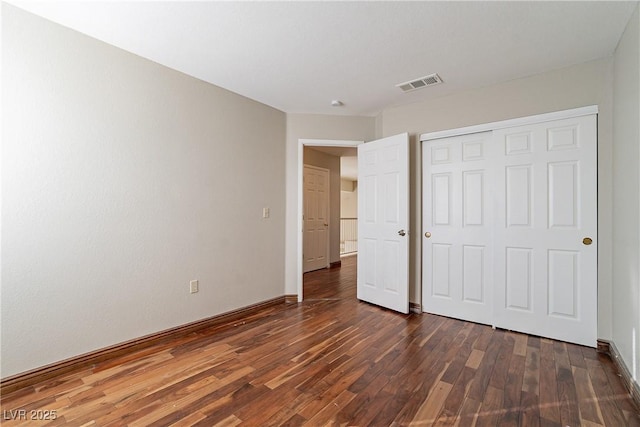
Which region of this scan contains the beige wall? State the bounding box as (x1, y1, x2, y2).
(340, 180, 358, 219)
(285, 114, 375, 295)
(612, 3, 640, 383)
(303, 147, 341, 265)
(2, 5, 286, 377)
(378, 58, 615, 341)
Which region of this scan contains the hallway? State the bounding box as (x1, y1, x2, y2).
(303, 255, 356, 301)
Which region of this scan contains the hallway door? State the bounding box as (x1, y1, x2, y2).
(303, 165, 330, 272)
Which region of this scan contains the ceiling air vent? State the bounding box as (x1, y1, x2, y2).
(397, 73, 443, 92)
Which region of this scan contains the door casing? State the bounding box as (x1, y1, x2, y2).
(297, 139, 363, 301)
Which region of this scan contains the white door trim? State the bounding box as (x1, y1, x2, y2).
(297, 139, 364, 301)
(420, 105, 598, 142)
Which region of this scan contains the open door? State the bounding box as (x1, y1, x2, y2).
(357, 133, 410, 313)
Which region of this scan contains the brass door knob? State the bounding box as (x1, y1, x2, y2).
(425, 232, 432, 238)
(583, 237, 593, 245)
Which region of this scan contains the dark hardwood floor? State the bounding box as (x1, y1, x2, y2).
(303, 255, 357, 301)
(1, 254, 638, 426)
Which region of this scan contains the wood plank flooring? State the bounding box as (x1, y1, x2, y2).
(1, 255, 638, 426)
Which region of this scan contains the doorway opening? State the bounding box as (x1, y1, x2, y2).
(297, 139, 363, 302)
(303, 254, 358, 301)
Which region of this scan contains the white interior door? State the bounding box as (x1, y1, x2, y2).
(422, 132, 494, 325)
(303, 165, 330, 273)
(357, 133, 409, 313)
(493, 114, 597, 347)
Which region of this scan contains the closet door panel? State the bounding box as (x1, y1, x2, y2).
(493, 114, 597, 347)
(422, 132, 494, 325)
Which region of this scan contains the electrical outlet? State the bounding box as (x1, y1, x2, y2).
(262, 207, 270, 218)
(190, 280, 199, 294)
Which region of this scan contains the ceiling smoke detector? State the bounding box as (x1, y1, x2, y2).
(396, 73, 443, 92)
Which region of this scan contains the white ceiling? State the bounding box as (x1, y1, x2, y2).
(9, 1, 638, 117)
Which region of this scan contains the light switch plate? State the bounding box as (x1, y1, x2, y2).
(190, 280, 198, 294)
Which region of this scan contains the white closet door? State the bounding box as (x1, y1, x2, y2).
(493, 115, 597, 347)
(422, 132, 494, 325)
